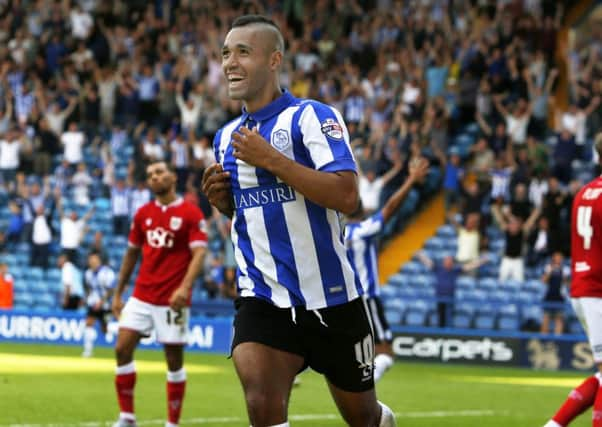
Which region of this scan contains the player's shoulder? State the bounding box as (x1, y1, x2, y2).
(576, 177, 602, 202)
(179, 200, 204, 217)
(296, 98, 340, 116)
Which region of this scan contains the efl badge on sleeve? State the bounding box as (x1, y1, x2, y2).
(170, 216, 183, 230)
(320, 118, 344, 140)
(199, 219, 207, 233)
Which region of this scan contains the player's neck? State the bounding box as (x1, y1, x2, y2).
(244, 85, 282, 114)
(155, 192, 177, 206)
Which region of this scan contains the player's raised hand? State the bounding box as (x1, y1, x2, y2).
(168, 286, 189, 311)
(202, 164, 233, 215)
(408, 157, 429, 183)
(231, 126, 278, 170)
(112, 295, 125, 319)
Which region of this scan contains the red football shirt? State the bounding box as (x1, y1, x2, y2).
(128, 198, 207, 305)
(571, 176, 602, 298)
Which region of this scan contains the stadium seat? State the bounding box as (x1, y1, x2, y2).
(380, 286, 398, 299)
(12, 280, 28, 293)
(424, 237, 445, 251)
(405, 309, 427, 326)
(387, 273, 409, 287)
(35, 293, 56, 307)
(568, 318, 585, 335)
(385, 309, 403, 325)
(474, 312, 496, 330)
(497, 315, 520, 331)
(14, 292, 34, 307)
(400, 261, 425, 275)
(25, 267, 44, 282)
(29, 281, 50, 293)
(499, 279, 522, 293)
(45, 269, 62, 282)
(490, 290, 511, 303)
(436, 225, 457, 239)
(1, 253, 18, 266)
(456, 276, 477, 290)
(477, 277, 498, 292)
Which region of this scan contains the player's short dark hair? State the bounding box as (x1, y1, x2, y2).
(147, 159, 176, 174)
(232, 14, 279, 30)
(231, 14, 284, 53)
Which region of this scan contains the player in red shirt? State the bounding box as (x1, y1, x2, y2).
(111, 161, 207, 427)
(544, 139, 602, 427)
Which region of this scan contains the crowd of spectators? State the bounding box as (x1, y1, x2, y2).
(0, 0, 599, 331)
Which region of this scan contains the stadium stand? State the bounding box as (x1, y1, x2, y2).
(0, 0, 600, 337)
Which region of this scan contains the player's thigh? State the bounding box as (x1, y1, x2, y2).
(231, 297, 306, 399)
(232, 342, 304, 396)
(572, 297, 602, 362)
(150, 304, 190, 345)
(119, 297, 154, 337)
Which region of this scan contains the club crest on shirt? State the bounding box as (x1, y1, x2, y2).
(320, 118, 343, 140)
(145, 218, 152, 226)
(271, 129, 290, 151)
(170, 216, 182, 230)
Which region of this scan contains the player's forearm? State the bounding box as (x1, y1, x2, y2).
(266, 155, 359, 215)
(381, 176, 416, 222)
(116, 247, 140, 295)
(180, 247, 206, 291)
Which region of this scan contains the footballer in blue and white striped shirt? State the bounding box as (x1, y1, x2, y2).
(345, 158, 428, 382)
(202, 14, 396, 427)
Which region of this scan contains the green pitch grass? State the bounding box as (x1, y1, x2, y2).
(0, 342, 592, 426)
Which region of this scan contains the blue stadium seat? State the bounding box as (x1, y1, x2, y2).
(15, 253, 29, 265)
(13, 303, 30, 311)
(490, 290, 511, 303)
(383, 297, 406, 312)
(385, 309, 403, 325)
(400, 261, 426, 275)
(35, 293, 56, 307)
(477, 277, 498, 292)
(12, 280, 28, 293)
(411, 274, 435, 288)
(398, 287, 418, 299)
(474, 313, 496, 330)
(497, 315, 520, 331)
(436, 225, 457, 239)
(452, 303, 474, 328)
(405, 309, 427, 326)
(45, 269, 62, 282)
(29, 281, 50, 293)
(456, 276, 477, 290)
(521, 305, 543, 322)
(25, 267, 44, 282)
(380, 286, 398, 299)
(499, 279, 522, 293)
(523, 280, 545, 296)
(1, 253, 18, 266)
(388, 273, 409, 287)
(14, 292, 34, 307)
(424, 237, 446, 251)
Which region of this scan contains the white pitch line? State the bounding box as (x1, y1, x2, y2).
(1, 409, 498, 427)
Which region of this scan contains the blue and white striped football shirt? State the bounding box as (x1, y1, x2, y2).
(213, 91, 362, 309)
(345, 212, 384, 298)
(84, 265, 116, 310)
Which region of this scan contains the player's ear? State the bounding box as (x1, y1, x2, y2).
(270, 50, 282, 71)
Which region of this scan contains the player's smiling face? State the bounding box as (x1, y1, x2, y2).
(221, 26, 273, 102)
(146, 162, 175, 196)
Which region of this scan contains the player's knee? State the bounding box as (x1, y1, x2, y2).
(245, 389, 286, 426)
(114, 341, 134, 364)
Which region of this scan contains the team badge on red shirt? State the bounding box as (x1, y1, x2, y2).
(170, 216, 182, 230)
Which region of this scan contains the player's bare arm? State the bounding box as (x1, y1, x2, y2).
(112, 246, 141, 318)
(232, 126, 359, 215)
(169, 246, 206, 311)
(202, 164, 234, 218)
(381, 158, 429, 222)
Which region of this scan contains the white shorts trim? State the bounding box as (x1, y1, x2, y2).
(571, 297, 602, 363)
(119, 297, 189, 344)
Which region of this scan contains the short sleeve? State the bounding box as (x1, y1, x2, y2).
(188, 205, 208, 249)
(352, 212, 385, 239)
(128, 209, 144, 248)
(298, 102, 357, 173)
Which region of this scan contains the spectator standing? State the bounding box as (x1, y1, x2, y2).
(58, 254, 84, 310)
(61, 122, 86, 168)
(417, 253, 488, 327)
(30, 204, 54, 269)
(540, 252, 570, 335)
(111, 178, 131, 236)
(449, 212, 481, 264)
(58, 196, 94, 264)
(492, 204, 540, 282)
